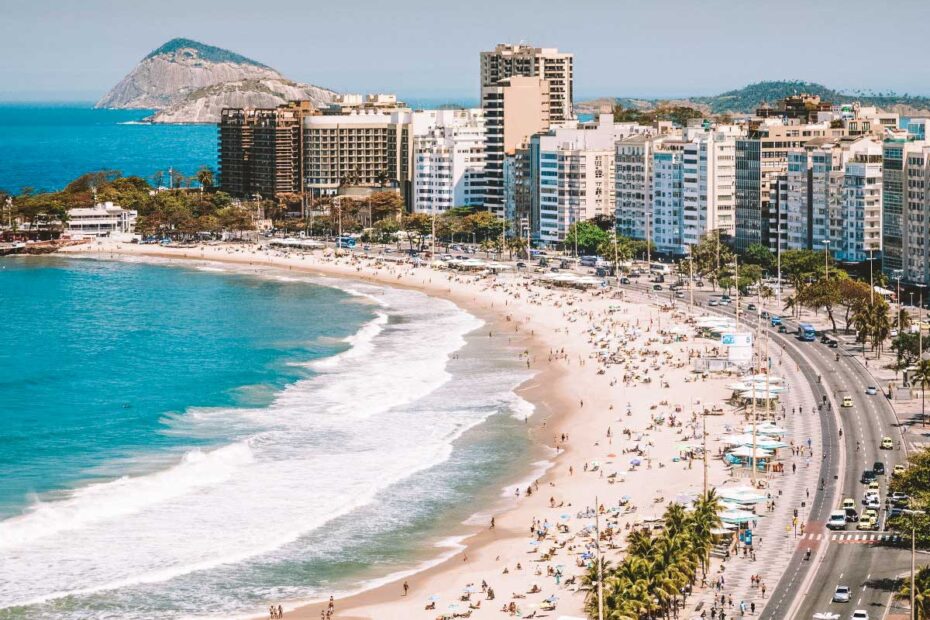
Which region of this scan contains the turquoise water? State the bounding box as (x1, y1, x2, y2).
(0, 103, 216, 193)
(0, 257, 534, 619)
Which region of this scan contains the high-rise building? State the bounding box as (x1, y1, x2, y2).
(882, 139, 930, 285)
(412, 109, 487, 213)
(480, 44, 573, 122)
(783, 136, 883, 261)
(735, 119, 833, 251)
(481, 76, 551, 217)
(525, 116, 636, 245)
(616, 134, 661, 242)
(681, 126, 741, 248)
(218, 101, 315, 200)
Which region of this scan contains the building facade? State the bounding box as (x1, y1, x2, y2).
(412, 109, 487, 213)
(66, 202, 137, 238)
(480, 44, 573, 122)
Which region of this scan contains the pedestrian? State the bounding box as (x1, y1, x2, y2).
(761, 583, 766, 598)
(403, 580, 409, 596)
(751, 602, 756, 614)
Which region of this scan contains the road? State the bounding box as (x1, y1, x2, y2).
(617, 278, 913, 619)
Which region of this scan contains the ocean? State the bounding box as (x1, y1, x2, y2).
(0, 256, 535, 619)
(0, 103, 217, 193)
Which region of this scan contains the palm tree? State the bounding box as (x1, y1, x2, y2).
(912, 359, 930, 427)
(899, 565, 930, 619)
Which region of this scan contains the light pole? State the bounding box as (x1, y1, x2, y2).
(903, 509, 926, 620)
(822, 239, 831, 280)
(869, 248, 875, 304)
(918, 284, 926, 365)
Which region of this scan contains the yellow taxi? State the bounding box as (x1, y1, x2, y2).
(880, 436, 894, 450)
(842, 396, 854, 408)
(868, 480, 880, 491)
(842, 498, 856, 511)
(893, 464, 907, 475)
(857, 514, 878, 530)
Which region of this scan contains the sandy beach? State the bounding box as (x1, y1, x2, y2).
(61, 240, 806, 620)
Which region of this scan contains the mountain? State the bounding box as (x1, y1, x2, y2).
(96, 38, 336, 123)
(577, 80, 930, 117)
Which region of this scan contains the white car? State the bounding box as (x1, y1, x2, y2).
(866, 497, 881, 510)
(865, 386, 878, 395)
(833, 585, 851, 602)
(851, 610, 869, 620)
(827, 510, 848, 530)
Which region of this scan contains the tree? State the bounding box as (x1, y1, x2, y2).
(887, 447, 930, 547)
(741, 242, 775, 271)
(689, 232, 735, 290)
(196, 166, 214, 192)
(912, 360, 930, 428)
(564, 221, 609, 255)
(400, 213, 432, 250)
(836, 279, 873, 333)
(898, 565, 930, 619)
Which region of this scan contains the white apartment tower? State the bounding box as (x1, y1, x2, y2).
(412, 109, 487, 213)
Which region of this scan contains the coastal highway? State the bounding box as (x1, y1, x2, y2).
(617, 279, 913, 618)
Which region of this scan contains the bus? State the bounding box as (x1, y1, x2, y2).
(337, 236, 357, 249)
(649, 262, 672, 276)
(797, 323, 817, 342)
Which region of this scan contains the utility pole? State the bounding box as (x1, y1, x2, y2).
(735, 258, 740, 325)
(689, 250, 695, 314)
(702, 402, 708, 495)
(823, 239, 830, 280)
(869, 248, 875, 304)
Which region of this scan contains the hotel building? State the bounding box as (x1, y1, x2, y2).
(411, 109, 487, 213)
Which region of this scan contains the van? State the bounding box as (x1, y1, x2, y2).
(827, 510, 848, 530)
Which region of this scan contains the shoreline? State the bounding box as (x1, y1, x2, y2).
(56, 241, 770, 620)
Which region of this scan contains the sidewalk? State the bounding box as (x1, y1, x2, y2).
(687, 341, 822, 617)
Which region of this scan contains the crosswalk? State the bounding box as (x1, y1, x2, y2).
(799, 532, 902, 544)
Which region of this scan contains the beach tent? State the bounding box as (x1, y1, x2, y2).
(743, 423, 788, 435)
(728, 446, 773, 458)
(720, 509, 761, 524)
(716, 487, 768, 504)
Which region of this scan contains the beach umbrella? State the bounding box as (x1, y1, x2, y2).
(560, 514, 571, 521)
(629, 457, 642, 465)
(607, 453, 617, 458)
(428, 595, 440, 602)
(728, 446, 772, 458)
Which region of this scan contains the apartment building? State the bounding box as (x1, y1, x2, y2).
(412, 109, 487, 213)
(525, 116, 636, 245)
(681, 125, 741, 247)
(651, 140, 687, 254)
(616, 134, 660, 241)
(882, 140, 930, 285)
(783, 136, 882, 261)
(480, 44, 573, 122)
(482, 76, 551, 217)
(735, 119, 834, 251)
(218, 101, 314, 200)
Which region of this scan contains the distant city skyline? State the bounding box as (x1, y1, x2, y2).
(3, 0, 930, 102)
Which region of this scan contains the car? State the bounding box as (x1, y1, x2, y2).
(842, 498, 856, 511)
(719, 298, 731, 305)
(851, 609, 870, 620)
(778, 325, 788, 333)
(653, 284, 663, 291)
(761, 311, 770, 319)
(893, 464, 907, 475)
(863, 508, 878, 521)
(516, 261, 527, 269)
(865, 497, 881, 510)
(861, 469, 877, 484)
(857, 515, 878, 530)
(708, 299, 720, 306)
(827, 510, 848, 530)
(620, 277, 631, 284)
(842, 396, 854, 408)
(881, 436, 894, 450)
(721, 295, 731, 302)
(844, 508, 860, 522)
(890, 492, 909, 506)
(868, 480, 880, 492)
(865, 386, 878, 395)
(873, 461, 885, 475)
(770, 315, 783, 326)
(747, 303, 757, 311)
(676, 291, 686, 298)
(828, 339, 839, 348)
(833, 585, 852, 603)
(696, 280, 705, 287)
(595, 267, 608, 277)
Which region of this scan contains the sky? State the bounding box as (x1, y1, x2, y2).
(2, 0, 930, 102)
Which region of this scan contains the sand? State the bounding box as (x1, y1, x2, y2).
(61, 240, 762, 620)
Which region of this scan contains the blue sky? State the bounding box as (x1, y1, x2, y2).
(2, 0, 930, 102)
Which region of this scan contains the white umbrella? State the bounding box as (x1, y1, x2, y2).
(720, 509, 760, 524)
(728, 446, 773, 458)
